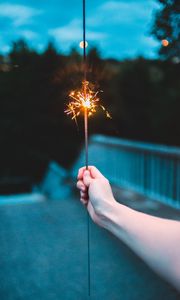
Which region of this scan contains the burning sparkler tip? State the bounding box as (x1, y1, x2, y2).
(65, 80, 111, 121)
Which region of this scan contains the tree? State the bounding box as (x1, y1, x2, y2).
(151, 0, 180, 60)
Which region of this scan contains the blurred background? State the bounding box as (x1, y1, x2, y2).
(0, 1, 180, 299)
(0, 0, 179, 191)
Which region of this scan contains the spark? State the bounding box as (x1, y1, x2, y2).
(65, 80, 112, 121)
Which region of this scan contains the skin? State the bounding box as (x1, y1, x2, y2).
(77, 166, 180, 292)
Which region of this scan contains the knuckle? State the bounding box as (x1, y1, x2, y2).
(76, 181, 80, 188)
(95, 205, 101, 215)
(103, 178, 109, 184)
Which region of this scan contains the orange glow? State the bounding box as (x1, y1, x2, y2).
(65, 80, 111, 121)
(79, 41, 88, 48)
(162, 39, 169, 47)
(83, 99, 91, 108)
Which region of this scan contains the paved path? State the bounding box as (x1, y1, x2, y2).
(0, 189, 179, 300)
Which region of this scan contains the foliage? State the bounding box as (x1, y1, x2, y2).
(151, 0, 180, 60)
(0, 40, 179, 182)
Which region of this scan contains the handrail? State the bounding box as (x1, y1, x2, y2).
(91, 135, 180, 158)
(73, 135, 180, 209)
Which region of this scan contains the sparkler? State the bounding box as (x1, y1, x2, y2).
(65, 0, 111, 296)
(65, 80, 111, 167)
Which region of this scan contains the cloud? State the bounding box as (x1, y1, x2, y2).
(0, 3, 42, 26)
(17, 30, 38, 40)
(101, 0, 159, 15)
(85, 0, 160, 59)
(0, 1, 160, 59)
(88, 0, 160, 27)
(49, 20, 81, 42)
(48, 19, 107, 44)
(140, 36, 159, 48)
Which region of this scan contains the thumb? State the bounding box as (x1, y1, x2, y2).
(83, 170, 92, 187)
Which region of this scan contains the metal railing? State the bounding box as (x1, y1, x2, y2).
(73, 135, 180, 209)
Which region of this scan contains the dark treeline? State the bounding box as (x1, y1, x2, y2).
(0, 40, 179, 183)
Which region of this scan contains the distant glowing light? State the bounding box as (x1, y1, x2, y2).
(162, 39, 169, 47)
(79, 41, 88, 48)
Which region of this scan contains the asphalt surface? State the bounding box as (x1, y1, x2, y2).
(0, 188, 179, 300)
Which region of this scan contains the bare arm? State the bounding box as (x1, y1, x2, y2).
(77, 166, 180, 291)
(108, 203, 180, 291)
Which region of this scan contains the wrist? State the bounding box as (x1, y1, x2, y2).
(99, 199, 121, 230)
(102, 200, 135, 239)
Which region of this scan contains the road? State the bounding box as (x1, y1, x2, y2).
(0, 188, 179, 300)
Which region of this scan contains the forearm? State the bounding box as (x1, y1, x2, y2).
(103, 201, 180, 291)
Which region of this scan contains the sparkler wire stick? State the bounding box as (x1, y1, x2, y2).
(83, 0, 91, 296)
(65, 3, 111, 295)
(83, 0, 88, 170)
(84, 107, 88, 170)
(83, 0, 87, 82)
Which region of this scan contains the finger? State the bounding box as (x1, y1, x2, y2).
(89, 166, 105, 179)
(77, 167, 86, 180)
(77, 166, 95, 180)
(80, 197, 88, 206)
(76, 180, 86, 191)
(83, 170, 92, 187)
(80, 190, 88, 199)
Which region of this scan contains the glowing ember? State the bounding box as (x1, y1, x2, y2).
(65, 80, 112, 120)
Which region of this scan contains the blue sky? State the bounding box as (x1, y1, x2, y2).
(0, 0, 161, 59)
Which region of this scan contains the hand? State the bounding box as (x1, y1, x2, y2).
(77, 166, 117, 227)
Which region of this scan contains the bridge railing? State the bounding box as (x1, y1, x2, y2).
(72, 135, 180, 209)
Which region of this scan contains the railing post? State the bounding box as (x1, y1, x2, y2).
(173, 158, 177, 204)
(143, 151, 148, 194)
(73, 135, 180, 209)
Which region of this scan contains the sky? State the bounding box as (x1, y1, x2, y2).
(0, 0, 162, 60)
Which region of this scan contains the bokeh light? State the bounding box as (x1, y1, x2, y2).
(162, 39, 169, 47)
(79, 41, 88, 49)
